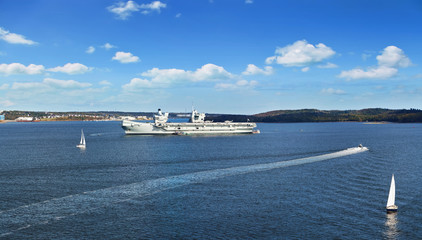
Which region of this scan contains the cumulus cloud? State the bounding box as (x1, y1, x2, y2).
(48, 63, 92, 74)
(215, 80, 258, 90)
(142, 63, 232, 82)
(320, 88, 346, 95)
(0, 63, 44, 75)
(242, 64, 273, 75)
(140, 1, 166, 14)
(317, 62, 338, 69)
(123, 64, 234, 91)
(11, 78, 92, 90)
(377, 46, 411, 68)
(43, 78, 92, 88)
(122, 78, 153, 90)
(107, 0, 140, 19)
(112, 51, 140, 63)
(191, 63, 233, 81)
(86, 46, 95, 54)
(266, 40, 335, 67)
(107, 0, 166, 20)
(141, 68, 187, 86)
(0, 27, 37, 45)
(339, 66, 398, 80)
(339, 46, 410, 80)
(102, 43, 116, 50)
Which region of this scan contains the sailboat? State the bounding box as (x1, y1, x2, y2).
(76, 129, 86, 149)
(386, 174, 398, 213)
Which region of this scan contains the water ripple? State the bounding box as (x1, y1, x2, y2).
(0, 147, 368, 237)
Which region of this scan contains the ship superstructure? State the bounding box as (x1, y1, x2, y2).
(122, 109, 258, 135)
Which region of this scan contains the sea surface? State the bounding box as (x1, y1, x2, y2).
(0, 121, 421, 239)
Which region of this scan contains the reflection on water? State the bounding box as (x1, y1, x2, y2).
(384, 212, 399, 240)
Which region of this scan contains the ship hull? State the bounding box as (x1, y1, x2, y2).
(122, 120, 257, 135)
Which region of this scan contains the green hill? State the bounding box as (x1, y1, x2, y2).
(206, 108, 422, 123)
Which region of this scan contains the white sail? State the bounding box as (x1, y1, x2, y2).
(386, 174, 395, 207)
(80, 130, 86, 145)
(77, 129, 86, 148)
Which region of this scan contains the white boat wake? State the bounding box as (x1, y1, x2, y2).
(0, 146, 368, 236)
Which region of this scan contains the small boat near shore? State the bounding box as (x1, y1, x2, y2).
(15, 117, 40, 122)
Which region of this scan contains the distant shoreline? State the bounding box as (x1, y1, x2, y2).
(0, 119, 120, 124)
(2, 108, 422, 123)
(362, 121, 391, 124)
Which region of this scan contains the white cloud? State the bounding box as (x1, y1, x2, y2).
(242, 64, 273, 75)
(377, 46, 411, 68)
(215, 80, 258, 90)
(112, 51, 140, 63)
(245, 0, 253, 4)
(339, 46, 410, 80)
(107, 0, 140, 20)
(11, 82, 44, 90)
(102, 43, 116, 50)
(123, 64, 234, 91)
(107, 1, 166, 19)
(192, 63, 233, 81)
(12, 78, 92, 90)
(99, 80, 112, 86)
(86, 46, 95, 54)
(175, 13, 182, 18)
(266, 40, 335, 67)
(317, 62, 338, 69)
(48, 63, 92, 74)
(339, 66, 398, 80)
(141, 63, 232, 83)
(0, 99, 14, 107)
(0, 83, 9, 90)
(43, 78, 92, 88)
(320, 88, 346, 95)
(140, 1, 166, 14)
(0, 27, 37, 45)
(0, 63, 44, 75)
(301, 67, 310, 72)
(122, 78, 153, 90)
(141, 68, 188, 85)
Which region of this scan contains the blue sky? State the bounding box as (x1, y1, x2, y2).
(1, 0, 421, 114)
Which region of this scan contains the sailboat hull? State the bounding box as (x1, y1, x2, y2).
(386, 205, 398, 213)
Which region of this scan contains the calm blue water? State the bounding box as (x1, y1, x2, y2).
(1, 121, 422, 239)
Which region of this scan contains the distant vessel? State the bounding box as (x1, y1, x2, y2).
(16, 117, 40, 122)
(386, 174, 398, 213)
(122, 108, 258, 135)
(76, 129, 86, 148)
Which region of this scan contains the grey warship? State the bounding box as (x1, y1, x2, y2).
(122, 109, 258, 135)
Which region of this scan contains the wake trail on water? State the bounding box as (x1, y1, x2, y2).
(0, 146, 368, 236)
